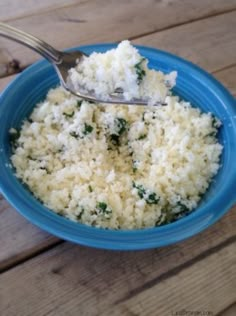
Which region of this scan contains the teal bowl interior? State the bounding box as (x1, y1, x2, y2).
(0, 44, 236, 250)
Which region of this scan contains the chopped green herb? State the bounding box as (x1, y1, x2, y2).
(146, 192, 160, 204)
(110, 134, 120, 144)
(27, 155, 36, 161)
(132, 182, 159, 204)
(133, 166, 137, 173)
(63, 111, 74, 118)
(134, 58, 146, 84)
(77, 100, 82, 108)
(156, 208, 175, 226)
(9, 129, 20, 144)
(132, 182, 146, 199)
(206, 131, 216, 138)
(212, 116, 218, 128)
(77, 207, 85, 220)
(97, 202, 107, 212)
(83, 123, 93, 135)
(88, 185, 93, 193)
(96, 202, 112, 218)
(132, 160, 138, 173)
(138, 134, 147, 140)
(164, 209, 175, 223)
(39, 166, 51, 174)
(116, 118, 127, 135)
(142, 112, 146, 121)
(109, 118, 128, 145)
(176, 201, 189, 213)
(70, 131, 79, 138)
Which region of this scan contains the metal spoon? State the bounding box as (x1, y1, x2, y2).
(0, 22, 165, 105)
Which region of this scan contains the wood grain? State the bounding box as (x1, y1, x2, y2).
(0, 208, 235, 315)
(0, 196, 60, 272)
(133, 10, 236, 73)
(214, 66, 236, 97)
(103, 242, 236, 316)
(0, 74, 16, 91)
(219, 303, 236, 316)
(0, 0, 236, 76)
(0, 0, 81, 22)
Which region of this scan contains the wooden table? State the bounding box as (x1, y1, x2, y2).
(0, 1, 236, 315)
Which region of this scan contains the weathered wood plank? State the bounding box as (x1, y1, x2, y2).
(133, 11, 236, 73)
(103, 242, 236, 316)
(0, 208, 235, 315)
(0, 74, 16, 91)
(214, 66, 236, 97)
(0, 0, 80, 22)
(0, 195, 60, 272)
(219, 303, 236, 316)
(0, 1, 236, 76)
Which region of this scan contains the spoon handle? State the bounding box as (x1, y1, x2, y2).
(0, 22, 62, 63)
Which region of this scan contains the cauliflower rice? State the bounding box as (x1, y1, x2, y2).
(67, 40, 177, 105)
(10, 41, 223, 229)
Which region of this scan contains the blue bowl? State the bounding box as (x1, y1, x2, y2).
(0, 44, 236, 250)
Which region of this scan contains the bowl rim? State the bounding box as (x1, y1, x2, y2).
(0, 43, 236, 250)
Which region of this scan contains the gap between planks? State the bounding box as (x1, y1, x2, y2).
(115, 235, 236, 305)
(0, 239, 64, 274)
(102, 242, 236, 316)
(217, 301, 236, 316)
(129, 7, 236, 41)
(0, 230, 235, 315)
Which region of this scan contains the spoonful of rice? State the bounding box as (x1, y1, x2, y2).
(0, 23, 176, 105)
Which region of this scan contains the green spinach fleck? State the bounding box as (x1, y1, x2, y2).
(83, 123, 93, 135)
(70, 131, 79, 138)
(137, 134, 147, 140)
(110, 134, 120, 144)
(63, 111, 74, 118)
(132, 160, 138, 173)
(146, 192, 160, 205)
(110, 118, 128, 145)
(77, 207, 85, 220)
(88, 185, 93, 193)
(212, 116, 218, 128)
(9, 129, 20, 144)
(116, 118, 127, 135)
(134, 58, 146, 84)
(132, 182, 159, 204)
(206, 131, 216, 138)
(156, 208, 175, 226)
(96, 202, 112, 218)
(176, 201, 189, 213)
(76, 100, 83, 108)
(39, 166, 50, 174)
